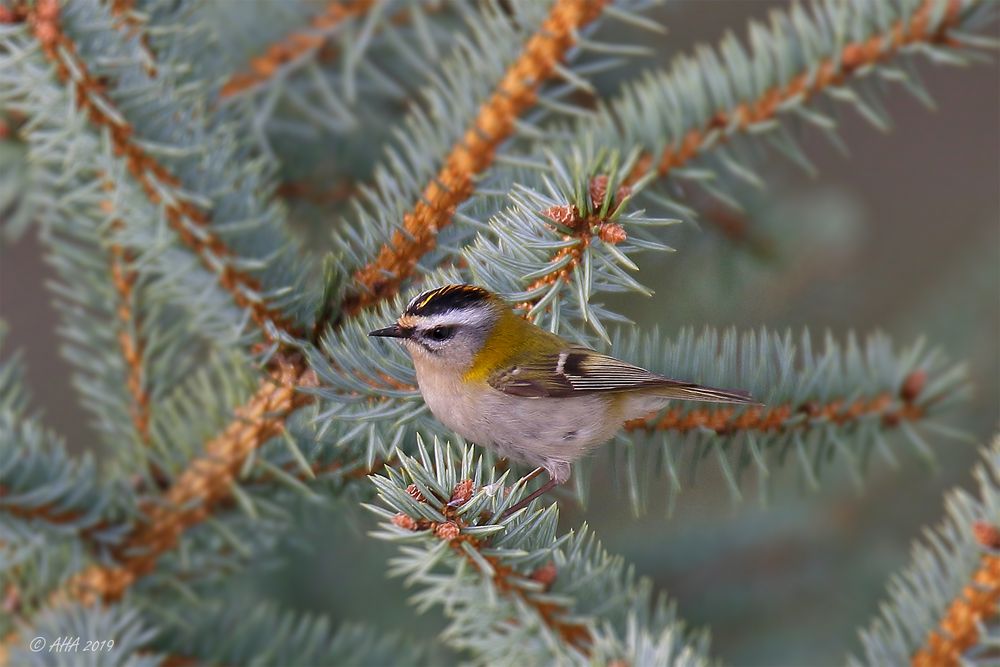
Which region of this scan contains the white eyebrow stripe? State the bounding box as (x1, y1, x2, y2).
(414, 309, 485, 330)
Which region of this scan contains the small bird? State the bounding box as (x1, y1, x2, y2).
(369, 284, 755, 515)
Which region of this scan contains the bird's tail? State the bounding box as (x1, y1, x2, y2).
(652, 381, 758, 405)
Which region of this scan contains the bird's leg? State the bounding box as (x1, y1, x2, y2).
(500, 470, 559, 519)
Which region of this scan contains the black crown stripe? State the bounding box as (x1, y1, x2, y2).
(404, 284, 491, 317)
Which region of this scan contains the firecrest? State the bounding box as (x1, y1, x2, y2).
(369, 284, 755, 515)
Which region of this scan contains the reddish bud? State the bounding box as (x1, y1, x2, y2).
(435, 521, 461, 541)
(406, 483, 426, 503)
(590, 175, 633, 213)
(589, 175, 609, 210)
(901, 370, 927, 403)
(597, 223, 627, 245)
(530, 562, 558, 589)
(392, 513, 418, 531)
(542, 204, 580, 228)
(450, 479, 474, 506)
(973, 522, 1000, 549)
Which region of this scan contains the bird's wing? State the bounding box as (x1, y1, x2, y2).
(487, 346, 755, 403)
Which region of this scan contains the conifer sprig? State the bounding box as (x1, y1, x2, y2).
(0, 342, 132, 636)
(0, 0, 993, 659)
(27, 0, 295, 335)
(483, 0, 994, 229)
(106, 214, 150, 443)
(8, 0, 318, 341)
(854, 437, 1000, 666)
(606, 328, 967, 511)
(3, 604, 160, 667)
(153, 600, 433, 666)
(219, 0, 376, 99)
(367, 439, 712, 664)
(464, 149, 673, 340)
(620, 0, 983, 189)
(341, 0, 611, 316)
(0, 42, 220, 462)
(56, 355, 314, 606)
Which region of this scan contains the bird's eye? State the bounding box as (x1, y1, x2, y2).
(426, 326, 454, 342)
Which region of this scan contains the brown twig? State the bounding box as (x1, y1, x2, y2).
(625, 368, 929, 436)
(109, 238, 150, 440)
(220, 0, 375, 98)
(625, 0, 966, 185)
(99, 192, 151, 442)
(28, 0, 299, 338)
(7, 358, 389, 615)
(624, 391, 925, 436)
(59, 355, 315, 605)
(911, 525, 1000, 667)
(342, 0, 610, 316)
(393, 480, 592, 652)
(0, 487, 106, 546)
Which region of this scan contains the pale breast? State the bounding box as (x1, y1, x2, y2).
(413, 360, 495, 446)
(413, 358, 625, 472)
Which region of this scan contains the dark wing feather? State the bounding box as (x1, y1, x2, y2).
(488, 347, 755, 403)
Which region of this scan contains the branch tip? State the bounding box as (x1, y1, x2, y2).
(28, 0, 300, 339)
(626, 0, 971, 186)
(220, 0, 376, 98)
(342, 0, 610, 317)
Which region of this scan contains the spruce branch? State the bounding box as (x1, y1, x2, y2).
(219, 0, 376, 99)
(57, 354, 314, 605)
(19, 0, 309, 340)
(3, 603, 160, 667)
(914, 547, 1000, 667)
(624, 0, 978, 187)
(0, 0, 991, 656)
(464, 149, 676, 340)
(152, 598, 434, 666)
(0, 57, 216, 459)
(624, 379, 926, 437)
(853, 437, 1000, 666)
(605, 328, 968, 511)
(341, 0, 610, 316)
(106, 213, 150, 443)
(0, 413, 121, 556)
(0, 336, 122, 547)
(0, 343, 132, 636)
(214, 0, 466, 223)
(478, 0, 994, 232)
(368, 439, 711, 664)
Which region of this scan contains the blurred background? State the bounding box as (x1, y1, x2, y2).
(1, 1, 997, 664)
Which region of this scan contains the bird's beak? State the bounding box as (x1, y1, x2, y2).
(368, 324, 409, 339)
